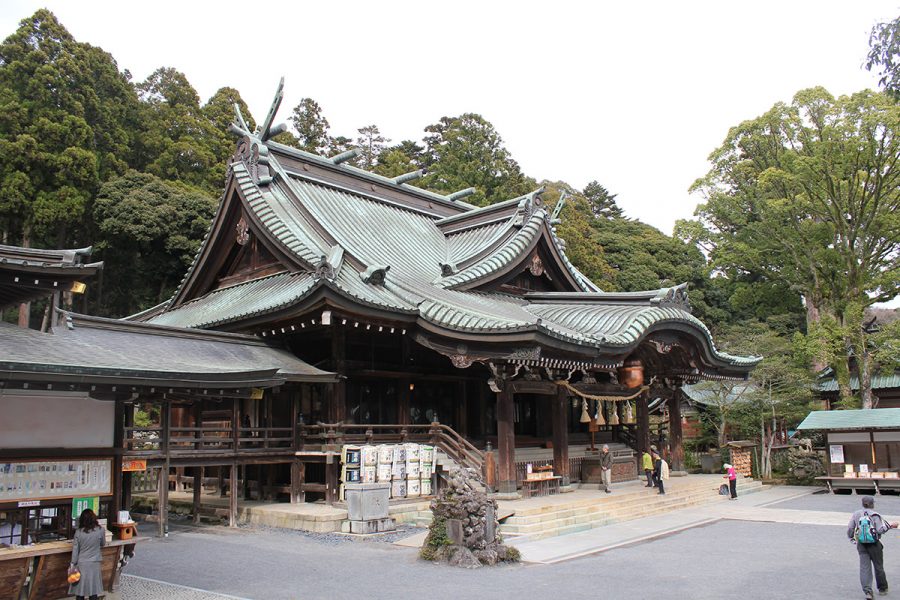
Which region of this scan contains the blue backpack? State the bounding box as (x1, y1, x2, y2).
(856, 512, 879, 544)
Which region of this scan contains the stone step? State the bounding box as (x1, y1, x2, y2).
(506, 479, 761, 518)
(501, 493, 713, 535)
(500, 480, 765, 541)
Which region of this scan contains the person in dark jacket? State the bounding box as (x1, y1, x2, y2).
(69, 508, 106, 600)
(652, 450, 666, 495)
(600, 445, 613, 493)
(848, 496, 897, 599)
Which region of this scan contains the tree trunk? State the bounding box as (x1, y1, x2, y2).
(806, 297, 826, 372)
(859, 341, 875, 409)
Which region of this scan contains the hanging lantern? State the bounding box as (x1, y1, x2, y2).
(625, 401, 634, 424)
(618, 358, 644, 388)
(595, 401, 606, 426)
(608, 401, 620, 426)
(579, 399, 591, 423)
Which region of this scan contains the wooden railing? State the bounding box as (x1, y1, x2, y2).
(123, 426, 295, 457)
(299, 422, 487, 486)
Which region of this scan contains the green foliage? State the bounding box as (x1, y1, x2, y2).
(419, 515, 451, 561)
(356, 125, 389, 170)
(866, 15, 900, 99)
(202, 87, 256, 187)
(543, 183, 616, 289)
(91, 170, 216, 316)
(689, 87, 900, 404)
(134, 67, 219, 194)
(0, 9, 137, 246)
(288, 98, 331, 154)
(583, 180, 623, 219)
(373, 140, 425, 178)
(420, 113, 535, 206)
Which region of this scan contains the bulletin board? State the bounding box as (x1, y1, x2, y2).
(0, 459, 113, 503)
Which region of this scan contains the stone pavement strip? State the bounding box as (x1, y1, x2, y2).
(113, 574, 252, 600)
(511, 485, 863, 564)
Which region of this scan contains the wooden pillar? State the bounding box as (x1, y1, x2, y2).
(158, 399, 170, 537)
(496, 387, 516, 494)
(325, 455, 338, 505)
(871, 430, 877, 469)
(330, 328, 347, 422)
(456, 381, 468, 437)
(669, 383, 684, 471)
(112, 399, 125, 525)
(229, 463, 238, 527)
(637, 389, 650, 453)
(398, 378, 411, 425)
(122, 404, 134, 513)
(17, 302, 29, 328)
(193, 467, 202, 525)
(290, 460, 304, 504)
(552, 385, 570, 486)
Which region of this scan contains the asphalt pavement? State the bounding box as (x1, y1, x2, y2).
(122, 492, 899, 600)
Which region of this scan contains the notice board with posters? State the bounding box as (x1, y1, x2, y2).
(0, 459, 113, 503)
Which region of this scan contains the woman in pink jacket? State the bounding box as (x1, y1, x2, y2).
(723, 463, 737, 499)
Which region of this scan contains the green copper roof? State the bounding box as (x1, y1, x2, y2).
(819, 374, 900, 393)
(147, 107, 758, 377)
(797, 408, 900, 431)
(151, 272, 316, 329)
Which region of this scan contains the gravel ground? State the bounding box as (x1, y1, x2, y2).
(124, 518, 894, 600)
(767, 489, 900, 514)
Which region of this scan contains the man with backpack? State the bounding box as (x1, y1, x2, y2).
(848, 496, 898, 599)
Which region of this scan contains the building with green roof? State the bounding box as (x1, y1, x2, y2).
(127, 80, 759, 497)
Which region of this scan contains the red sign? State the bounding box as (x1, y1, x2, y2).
(122, 460, 147, 472)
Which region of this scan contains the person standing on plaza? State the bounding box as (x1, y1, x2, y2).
(652, 450, 667, 495)
(600, 444, 613, 493)
(848, 496, 897, 599)
(68, 508, 106, 600)
(723, 463, 738, 499)
(642, 448, 654, 487)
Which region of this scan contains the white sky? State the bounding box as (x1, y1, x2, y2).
(0, 1, 895, 235)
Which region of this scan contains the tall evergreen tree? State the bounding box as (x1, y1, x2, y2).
(583, 180, 624, 219)
(134, 67, 219, 194)
(289, 98, 331, 155)
(356, 124, 389, 170)
(0, 9, 138, 247)
(421, 113, 534, 206)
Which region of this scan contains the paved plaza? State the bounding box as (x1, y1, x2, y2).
(114, 486, 900, 600)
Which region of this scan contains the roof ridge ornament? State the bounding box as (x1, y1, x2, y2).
(514, 187, 546, 227)
(650, 282, 692, 312)
(361, 265, 390, 285)
(258, 77, 288, 142)
(393, 169, 427, 185)
(313, 245, 345, 281)
(331, 148, 361, 164)
(550, 189, 571, 224)
(447, 188, 476, 202)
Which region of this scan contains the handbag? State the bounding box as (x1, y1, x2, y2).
(67, 565, 81, 584)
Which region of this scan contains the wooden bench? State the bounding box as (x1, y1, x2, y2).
(521, 476, 562, 498)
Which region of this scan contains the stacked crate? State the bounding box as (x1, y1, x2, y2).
(420, 445, 434, 496)
(339, 445, 361, 501)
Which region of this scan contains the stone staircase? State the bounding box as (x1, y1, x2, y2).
(499, 476, 765, 542)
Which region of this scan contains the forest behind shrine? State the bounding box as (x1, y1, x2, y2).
(0, 9, 898, 452)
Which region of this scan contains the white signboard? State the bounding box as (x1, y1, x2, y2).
(829, 444, 845, 464)
(0, 459, 112, 503)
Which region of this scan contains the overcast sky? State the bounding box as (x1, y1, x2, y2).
(0, 1, 895, 234)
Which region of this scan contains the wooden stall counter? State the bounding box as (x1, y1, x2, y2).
(0, 537, 147, 600)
